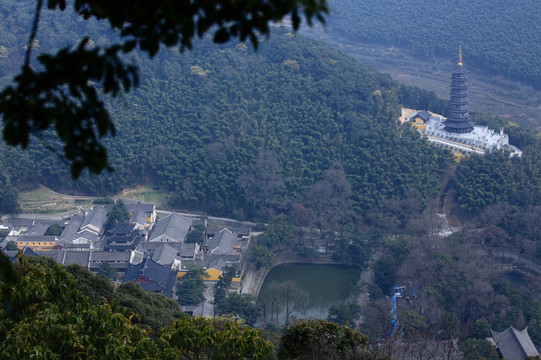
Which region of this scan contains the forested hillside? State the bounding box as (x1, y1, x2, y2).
(3, 1, 541, 224)
(327, 0, 541, 88)
(454, 112, 541, 213)
(0, 1, 451, 219)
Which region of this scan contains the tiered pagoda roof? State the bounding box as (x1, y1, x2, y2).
(443, 46, 475, 134)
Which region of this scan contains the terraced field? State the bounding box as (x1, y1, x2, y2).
(18, 186, 167, 214)
(19, 186, 96, 214)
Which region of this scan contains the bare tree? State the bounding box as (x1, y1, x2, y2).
(284, 281, 308, 325)
(238, 150, 285, 219)
(266, 281, 308, 326)
(305, 161, 353, 239)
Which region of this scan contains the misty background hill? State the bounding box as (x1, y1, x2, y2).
(326, 0, 541, 88)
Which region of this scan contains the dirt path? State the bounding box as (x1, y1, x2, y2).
(353, 267, 374, 306)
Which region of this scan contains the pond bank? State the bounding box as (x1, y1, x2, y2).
(242, 257, 358, 300)
(255, 263, 362, 322)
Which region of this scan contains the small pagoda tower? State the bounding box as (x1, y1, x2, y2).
(443, 46, 475, 133)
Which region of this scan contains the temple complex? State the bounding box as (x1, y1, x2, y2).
(407, 47, 522, 157)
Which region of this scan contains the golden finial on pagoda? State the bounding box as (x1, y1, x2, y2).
(458, 45, 463, 65)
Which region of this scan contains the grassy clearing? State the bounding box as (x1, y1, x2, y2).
(19, 186, 96, 214)
(118, 187, 167, 205)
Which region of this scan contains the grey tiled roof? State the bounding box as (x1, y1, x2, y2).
(59, 214, 85, 242)
(17, 235, 57, 243)
(124, 258, 176, 296)
(491, 327, 539, 360)
(35, 250, 64, 263)
(144, 241, 182, 252)
(22, 247, 38, 256)
(139, 281, 164, 292)
(202, 255, 228, 271)
(63, 251, 90, 267)
(4, 219, 35, 227)
(416, 110, 432, 122)
(62, 242, 92, 250)
(105, 235, 142, 251)
(2, 250, 18, 261)
(151, 243, 179, 266)
(26, 223, 49, 236)
(90, 251, 131, 262)
(206, 227, 250, 238)
(110, 223, 136, 236)
(200, 254, 239, 270)
(125, 201, 155, 214)
(105, 223, 141, 248)
(126, 202, 155, 227)
(74, 230, 99, 243)
(124, 262, 144, 281)
(181, 304, 203, 316)
(129, 210, 148, 226)
(180, 243, 198, 258)
(207, 229, 236, 255)
(107, 233, 136, 244)
(149, 213, 191, 242)
(80, 207, 107, 231)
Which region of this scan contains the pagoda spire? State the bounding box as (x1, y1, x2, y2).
(443, 47, 475, 134)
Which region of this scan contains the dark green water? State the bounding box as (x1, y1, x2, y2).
(258, 263, 361, 323)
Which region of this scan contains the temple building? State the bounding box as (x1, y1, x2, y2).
(443, 47, 475, 133)
(491, 327, 539, 360)
(406, 47, 522, 157)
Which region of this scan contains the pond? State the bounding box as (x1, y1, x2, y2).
(257, 263, 361, 325)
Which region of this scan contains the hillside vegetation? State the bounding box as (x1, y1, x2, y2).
(327, 0, 541, 88)
(3, 1, 541, 224)
(0, 0, 451, 219)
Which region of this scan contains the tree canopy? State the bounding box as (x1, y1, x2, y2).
(0, 256, 151, 358)
(97, 260, 117, 281)
(0, 0, 328, 177)
(278, 319, 369, 360)
(177, 264, 209, 305)
(0, 256, 273, 358)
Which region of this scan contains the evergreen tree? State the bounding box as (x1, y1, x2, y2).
(104, 200, 129, 231)
(327, 302, 362, 327)
(45, 223, 63, 236)
(185, 225, 205, 244)
(213, 264, 237, 304)
(0, 184, 18, 214)
(215, 293, 260, 326)
(5, 240, 17, 251)
(97, 261, 117, 281)
(279, 319, 369, 360)
(177, 265, 209, 305)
